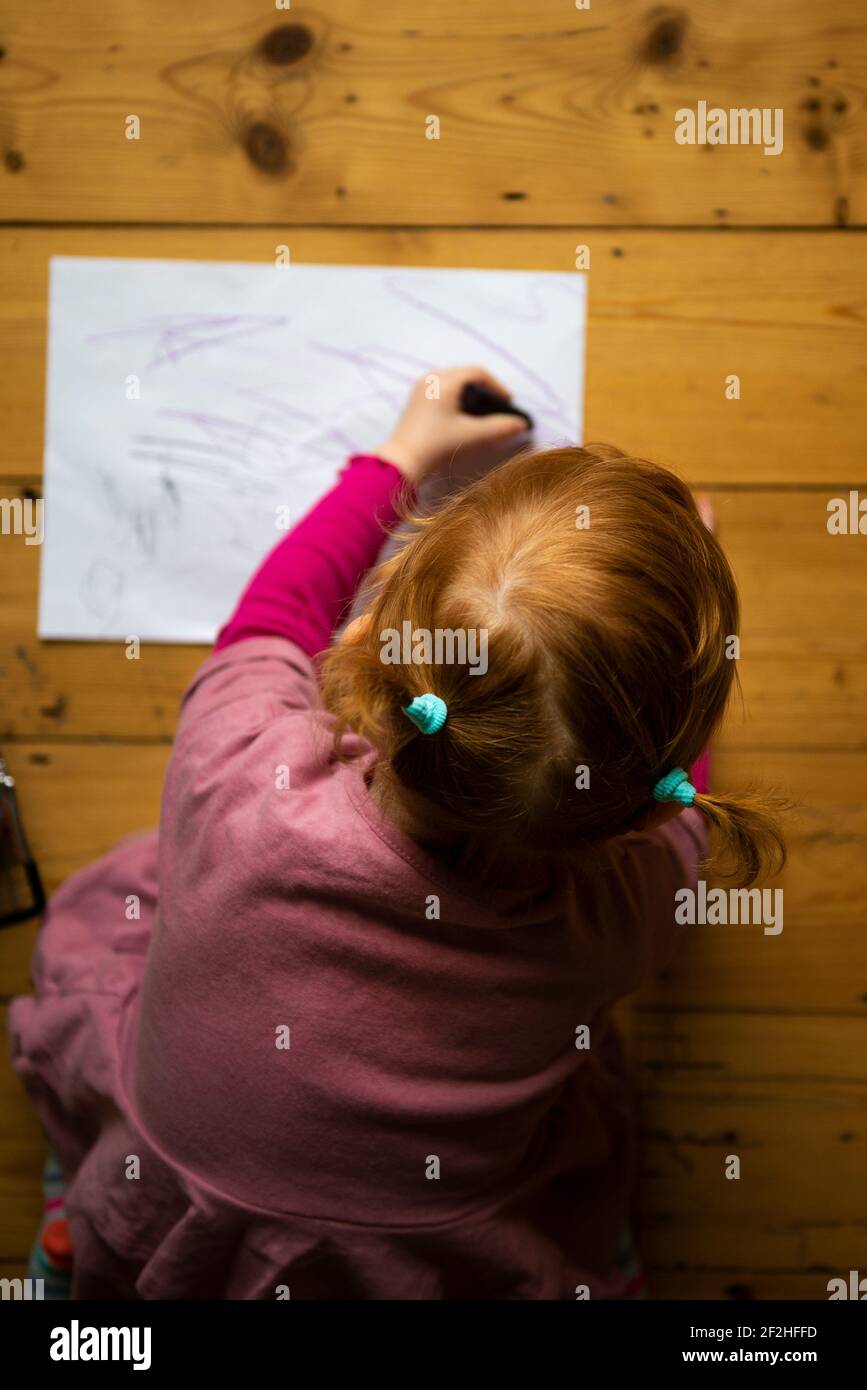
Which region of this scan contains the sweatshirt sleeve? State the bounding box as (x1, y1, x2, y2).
(215, 453, 414, 658)
(623, 807, 709, 980)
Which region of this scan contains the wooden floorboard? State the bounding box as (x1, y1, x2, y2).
(1, 1, 865, 226)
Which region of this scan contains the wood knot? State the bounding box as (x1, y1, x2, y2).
(640, 7, 687, 64)
(803, 125, 829, 150)
(259, 23, 314, 65)
(243, 122, 291, 175)
(39, 694, 68, 722)
(4, 149, 24, 173)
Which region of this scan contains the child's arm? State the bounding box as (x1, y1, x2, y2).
(215, 366, 528, 659)
(619, 806, 708, 983)
(215, 453, 410, 659)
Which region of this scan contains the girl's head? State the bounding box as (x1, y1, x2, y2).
(322, 445, 785, 885)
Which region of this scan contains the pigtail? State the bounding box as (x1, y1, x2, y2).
(692, 788, 788, 887)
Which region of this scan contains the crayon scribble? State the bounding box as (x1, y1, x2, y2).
(89, 314, 288, 370)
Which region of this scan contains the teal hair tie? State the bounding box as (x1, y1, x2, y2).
(653, 767, 697, 807)
(403, 693, 448, 735)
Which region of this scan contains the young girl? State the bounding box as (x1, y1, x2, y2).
(9, 366, 783, 1300)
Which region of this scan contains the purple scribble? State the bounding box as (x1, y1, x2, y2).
(228, 386, 357, 453)
(158, 409, 287, 453)
(88, 313, 288, 369)
(304, 342, 412, 411)
(133, 434, 249, 464)
(382, 275, 573, 428)
(129, 449, 236, 479)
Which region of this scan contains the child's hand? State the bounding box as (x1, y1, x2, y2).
(373, 366, 531, 485)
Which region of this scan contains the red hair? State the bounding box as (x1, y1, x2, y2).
(321, 445, 785, 885)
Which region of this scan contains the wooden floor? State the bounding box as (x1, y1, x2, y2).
(1, 1, 866, 1299)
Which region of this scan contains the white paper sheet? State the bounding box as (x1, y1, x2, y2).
(39, 257, 586, 642)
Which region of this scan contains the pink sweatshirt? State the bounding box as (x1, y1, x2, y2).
(8, 454, 706, 1299)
